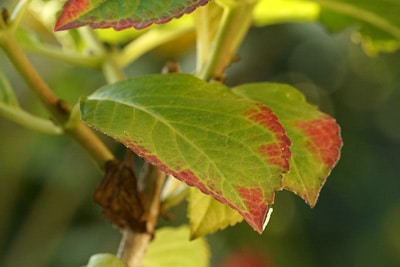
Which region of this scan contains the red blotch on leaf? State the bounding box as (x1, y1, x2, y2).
(245, 103, 291, 171)
(120, 139, 275, 233)
(295, 115, 342, 168)
(120, 140, 219, 202)
(236, 186, 270, 234)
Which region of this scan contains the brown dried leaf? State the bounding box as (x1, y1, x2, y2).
(94, 154, 146, 232)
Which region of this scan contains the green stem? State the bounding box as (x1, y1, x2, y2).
(78, 27, 127, 83)
(0, 104, 62, 135)
(78, 27, 107, 55)
(9, 0, 31, 32)
(0, 22, 114, 170)
(193, 2, 222, 71)
(116, 25, 193, 68)
(197, 0, 257, 81)
(20, 42, 103, 68)
(118, 162, 166, 267)
(103, 57, 126, 83)
(0, 30, 60, 116)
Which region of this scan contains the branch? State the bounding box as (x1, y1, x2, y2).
(0, 103, 63, 135)
(78, 28, 170, 266)
(115, 24, 193, 68)
(117, 162, 166, 267)
(0, 14, 114, 170)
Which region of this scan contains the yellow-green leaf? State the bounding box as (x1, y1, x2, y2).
(188, 187, 243, 239)
(142, 226, 210, 267)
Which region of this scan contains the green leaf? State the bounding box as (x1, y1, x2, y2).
(315, 0, 400, 54)
(54, 0, 210, 31)
(80, 73, 291, 233)
(84, 254, 125, 267)
(142, 226, 209, 267)
(188, 187, 243, 239)
(253, 0, 400, 54)
(232, 83, 342, 206)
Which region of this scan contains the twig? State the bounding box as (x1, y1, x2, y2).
(117, 162, 166, 267)
(0, 15, 114, 170)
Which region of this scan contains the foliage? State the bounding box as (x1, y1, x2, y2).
(1, 0, 399, 266)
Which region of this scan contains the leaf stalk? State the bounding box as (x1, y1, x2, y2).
(0, 103, 63, 135)
(196, 0, 257, 80)
(116, 25, 194, 68)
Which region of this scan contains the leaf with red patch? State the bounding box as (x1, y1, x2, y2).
(232, 83, 342, 207)
(80, 73, 291, 233)
(54, 0, 210, 31)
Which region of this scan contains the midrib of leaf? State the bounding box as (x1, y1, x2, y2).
(100, 94, 279, 172)
(89, 96, 260, 207)
(313, 0, 400, 39)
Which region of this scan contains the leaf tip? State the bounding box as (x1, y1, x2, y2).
(54, 0, 90, 31)
(235, 186, 274, 234)
(288, 115, 343, 207)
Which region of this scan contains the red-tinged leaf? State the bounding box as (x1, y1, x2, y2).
(80, 73, 291, 233)
(294, 116, 341, 169)
(245, 103, 291, 170)
(54, 0, 210, 31)
(232, 83, 342, 206)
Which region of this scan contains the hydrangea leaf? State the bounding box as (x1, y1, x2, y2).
(188, 187, 243, 239)
(232, 83, 342, 207)
(54, 0, 210, 31)
(142, 226, 209, 267)
(80, 73, 291, 233)
(316, 0, 400, 54)
(253, 0, 400, 54)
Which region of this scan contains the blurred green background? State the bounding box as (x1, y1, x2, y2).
(1, 10, 400, 267)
